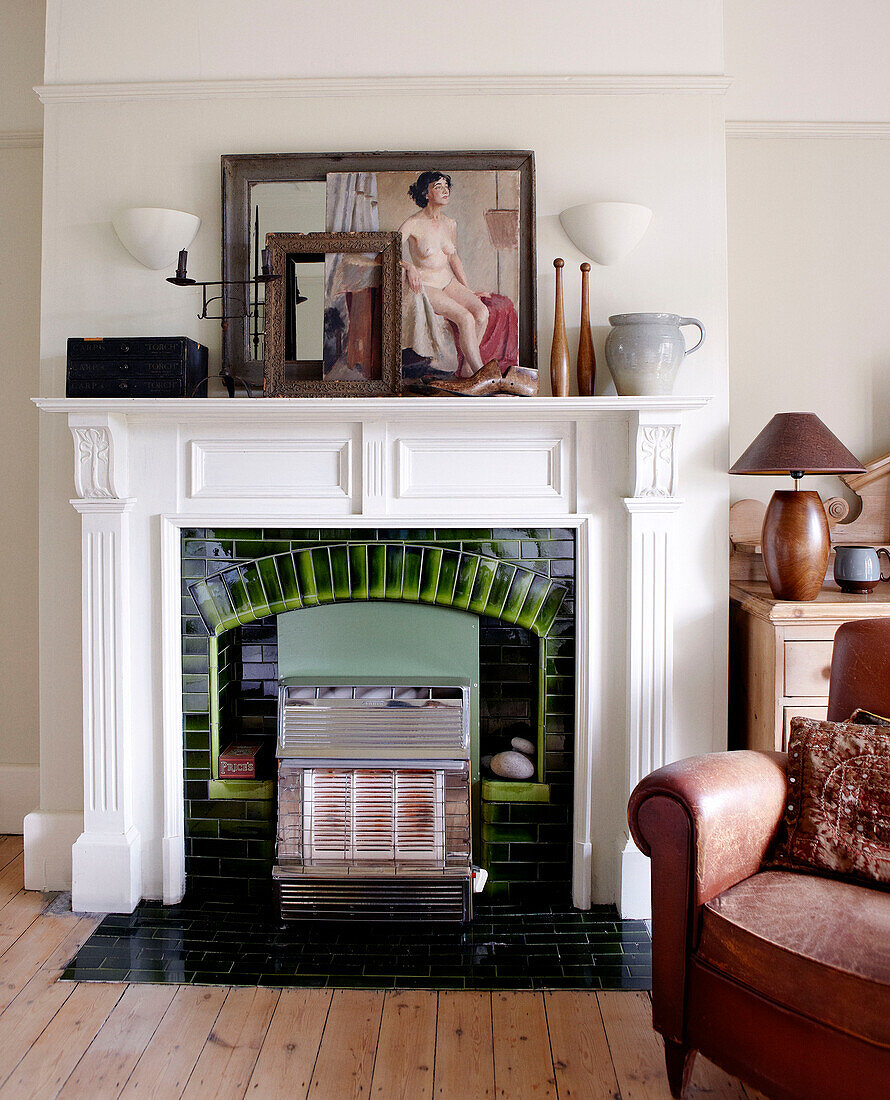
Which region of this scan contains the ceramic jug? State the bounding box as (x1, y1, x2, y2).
(833, 545, 890, 594)
(605, 312, 705, 396)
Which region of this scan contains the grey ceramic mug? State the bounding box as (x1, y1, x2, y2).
(833, 545, 890, 594)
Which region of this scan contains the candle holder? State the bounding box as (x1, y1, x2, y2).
(166, 247, 280, 397)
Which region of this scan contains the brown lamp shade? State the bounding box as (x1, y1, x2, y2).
(729, 413, 865, 476)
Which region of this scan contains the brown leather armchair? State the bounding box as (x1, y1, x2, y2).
(628, 618, 890, 1100)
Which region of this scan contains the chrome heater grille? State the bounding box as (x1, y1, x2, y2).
(274, 684, 472, 921)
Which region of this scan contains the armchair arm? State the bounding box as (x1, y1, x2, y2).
(629, 750, 788, 906)
(627, 750, 787, 1043)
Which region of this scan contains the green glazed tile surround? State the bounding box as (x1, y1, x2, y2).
(189, 544, 567, 639)
(182, 529, 575, 905)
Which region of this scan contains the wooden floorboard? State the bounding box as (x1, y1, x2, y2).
(0, 855, 25, 906)
(119, 986, 228, 1099)
(370, 990, 437, 1100)
(684, 1056, 750, 1099)
(245, 988, 331, 1098)
(0, 912, 85, 1013)
(434, 990, 494, 1100)
(0, 967, 78, 1087)
(0, 889, 47, 955)
(546, 990, 620, 1099)
(0, 982, 124, 1099)
(599, 990, 675, 1100)
(308, 989, 384, 1100)
(0, 836, 23, 873)
(40, 915, 103, 972)
(491, 990, 557, 1100)
(58, 984, 177, 1098)
(0, 837, 758, 1100)
(181, 986, 279, 1099)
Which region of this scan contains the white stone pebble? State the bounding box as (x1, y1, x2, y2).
(490, 751, 535, 780)
(510, 736, 535, 756)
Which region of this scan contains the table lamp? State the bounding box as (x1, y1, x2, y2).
(729, 413, 865, 600)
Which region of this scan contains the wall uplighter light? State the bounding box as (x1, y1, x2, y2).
(112, 207, 201, 270)
(558, 201, 653, 266)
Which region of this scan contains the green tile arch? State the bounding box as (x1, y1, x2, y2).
(189, 543, 568, 638)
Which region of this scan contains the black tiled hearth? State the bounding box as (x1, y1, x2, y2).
(62, 898, 651, 991)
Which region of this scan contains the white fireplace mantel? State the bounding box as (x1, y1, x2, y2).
(29, 394, 709, 917)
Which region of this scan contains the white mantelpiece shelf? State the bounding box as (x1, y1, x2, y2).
(34, 395, 710, 420)
(29, 392, 711, 919)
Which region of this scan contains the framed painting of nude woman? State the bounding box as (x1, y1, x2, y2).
(327, 165, 537, 395)
(220, 151, 536, 395)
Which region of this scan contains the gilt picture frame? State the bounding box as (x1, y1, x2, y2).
(262, 231, 402, 397)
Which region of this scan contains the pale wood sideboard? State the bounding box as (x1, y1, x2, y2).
(729, 581, 890, 752)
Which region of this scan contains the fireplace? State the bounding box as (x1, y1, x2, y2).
(27, 395, 708, 919)
(183, 535, 572, 912)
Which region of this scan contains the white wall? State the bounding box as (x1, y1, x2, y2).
(725, 1, 890, 510)
(725, 0, 890, 122)
(43, 0, 724, 83)
(1, 2, 45, 132)
(727, 138, 890, 503)
(0, 1, 44, 829)
(31, 0, 729, 902)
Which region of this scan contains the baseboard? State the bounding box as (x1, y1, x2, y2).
(0, 764, 39, 833)
(618, 832, 652, 919)
(23, 809, 82, 891)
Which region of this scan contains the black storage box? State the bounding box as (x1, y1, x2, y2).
(66, 337, 208, 398)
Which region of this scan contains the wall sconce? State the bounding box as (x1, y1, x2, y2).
(112, 207, 201, 270)
(558, 201, 653, 266)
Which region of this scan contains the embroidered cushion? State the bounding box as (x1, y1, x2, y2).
(770, 716, 890, 886)
(849, 709, 890, 728)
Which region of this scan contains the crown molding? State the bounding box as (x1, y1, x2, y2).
(0, 130, 42, 149)
(35, 73, 732, 105)
(727, 120, 890, 139)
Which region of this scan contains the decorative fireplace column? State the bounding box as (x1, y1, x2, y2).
(618, 411, 685, 917)
(68, 413, 142, 912)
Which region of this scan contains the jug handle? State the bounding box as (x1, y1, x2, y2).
(878, 547, 890, 582)
(679, 317, 705, 356)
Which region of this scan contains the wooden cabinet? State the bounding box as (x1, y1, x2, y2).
(729, 581, 890, 751)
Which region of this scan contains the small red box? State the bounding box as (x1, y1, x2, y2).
(219, 741, 264, 779)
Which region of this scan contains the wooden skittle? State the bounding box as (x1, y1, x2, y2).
(550, 258, 569, 397)
(577, 262, 596, 396)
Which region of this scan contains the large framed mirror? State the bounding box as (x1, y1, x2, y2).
(221, 151, 536, 394)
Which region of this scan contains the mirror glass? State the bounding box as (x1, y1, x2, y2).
(280, 254, 326, 380)
(271, 249, 385, 386)
(246, 181, 326, 363)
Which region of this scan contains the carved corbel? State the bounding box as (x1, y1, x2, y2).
(631, 415, 681, 501)
(69, 416, 129, 503)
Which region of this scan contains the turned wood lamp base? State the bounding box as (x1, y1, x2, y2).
(762, 489, 830, 601)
